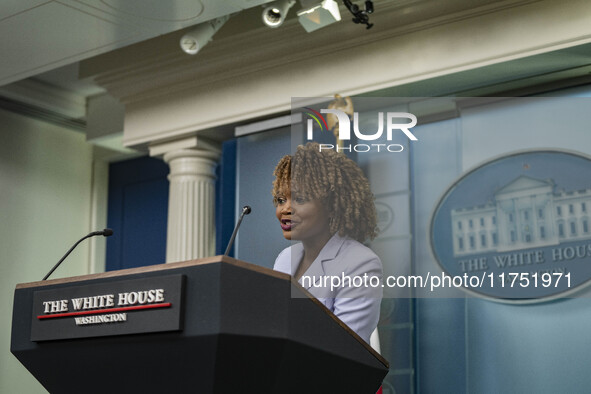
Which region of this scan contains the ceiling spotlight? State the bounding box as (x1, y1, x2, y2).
(262, 0, 295, 28)
(297, 0, 341, 33)
(180, 15, 229, 55)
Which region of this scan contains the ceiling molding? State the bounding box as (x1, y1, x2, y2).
(82, 0, 541, 103)
(0, 78, 87, 119)
(78, 0, 591, 150)
(0, 96, 86, 132)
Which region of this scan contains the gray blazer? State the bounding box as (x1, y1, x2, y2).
(273, 234, 383, 343)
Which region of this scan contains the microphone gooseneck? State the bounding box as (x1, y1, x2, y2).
(42, 229, 114, 281)
(224, 206, 252, 257)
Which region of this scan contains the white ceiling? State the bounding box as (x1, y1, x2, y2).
(0, 0, 273, 87)
(1, 0, 523, 91)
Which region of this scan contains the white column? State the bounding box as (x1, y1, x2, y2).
(163, 148, 219, 263)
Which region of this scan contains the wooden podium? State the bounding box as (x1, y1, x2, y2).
(11, 256, 389, 393)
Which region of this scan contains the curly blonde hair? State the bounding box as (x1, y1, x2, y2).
(272, 142, 378, 242)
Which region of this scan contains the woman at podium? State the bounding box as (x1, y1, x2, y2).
(272, 142, 383, 344)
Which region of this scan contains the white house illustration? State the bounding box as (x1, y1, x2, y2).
(451, 176, 591, 256)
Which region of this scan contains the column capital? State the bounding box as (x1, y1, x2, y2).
(163, 148, 219, 164)
(163, 148, 219, 184)
(149, 135, 221, 159)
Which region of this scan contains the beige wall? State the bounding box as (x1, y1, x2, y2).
(0, 108, 108, 393)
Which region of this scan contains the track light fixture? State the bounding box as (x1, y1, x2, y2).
(297, 0, 341, 32)
(180, 15, 230, 55)
(343, 0, 374, 29)
(262, 0, 296, 28)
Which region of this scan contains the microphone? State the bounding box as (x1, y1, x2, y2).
(224, 206, 252, 257)
(42, 229, 114, 281)
(89, 228, 113, 237)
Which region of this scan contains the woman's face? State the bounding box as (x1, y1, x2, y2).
(274, 188, 331, 242)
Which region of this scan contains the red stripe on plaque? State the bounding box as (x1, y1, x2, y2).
(38, 302, 172, 320)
